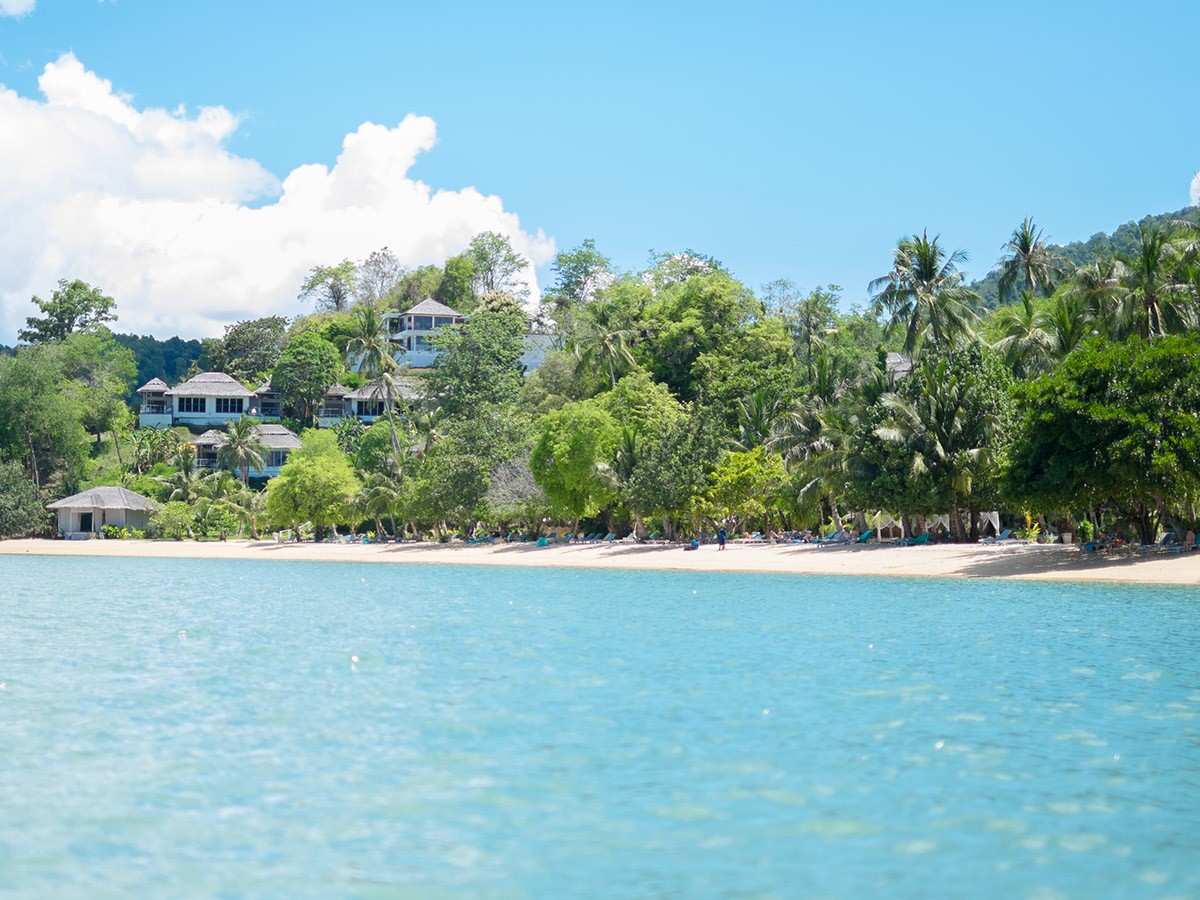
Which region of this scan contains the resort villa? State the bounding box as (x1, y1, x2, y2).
(193, 423, 303, 479)
(380, 298, 554, 372)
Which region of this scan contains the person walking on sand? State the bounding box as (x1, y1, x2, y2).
(717, 526, 727, 550)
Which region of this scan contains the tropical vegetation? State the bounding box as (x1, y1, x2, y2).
(3, 212, 1200, 549)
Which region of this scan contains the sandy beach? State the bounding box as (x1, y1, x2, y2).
(2, 537, 1199, 585)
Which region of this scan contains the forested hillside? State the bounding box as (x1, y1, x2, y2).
(970, 206, 1200, 308)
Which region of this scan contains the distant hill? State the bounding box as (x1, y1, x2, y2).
(112, 333, 205, 395)
(970, 206, 1200, 308)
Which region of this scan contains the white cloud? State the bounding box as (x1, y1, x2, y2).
(0, 53, 554, 342)
(1192, 171, 1200, 207)
(0, 0, 35, 17)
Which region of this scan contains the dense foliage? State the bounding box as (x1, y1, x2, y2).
(7, 209, 1200, 547)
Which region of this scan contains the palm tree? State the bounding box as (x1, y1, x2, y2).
(1113, 223, 1183, 341)
(992, 291, 1050, 376)
(571, 301, 636, 386)
(875, 361, 999, 542)
(1039, 292, 1094, 364)
(733, 389, 785, 450)
(359, 472, 402, 540)
(595, 427, 643, 538)
(216, 417, 267, 486)
(996, 218, 1067, 302)
(344, 305, 396, 379)
(869, 231, 980, 354)
(158, 443, 204, 503)
(1066, 256, 1123, 329)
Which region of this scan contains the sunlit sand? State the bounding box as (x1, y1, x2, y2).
(3, 538, 1198, 585)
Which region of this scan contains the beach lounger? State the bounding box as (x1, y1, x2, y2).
(855, 529, 873, 544)
(900, 532, 930, 546)
(978, 528, 1012, 543)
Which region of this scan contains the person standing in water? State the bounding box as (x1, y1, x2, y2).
(717, 526, 727, 550)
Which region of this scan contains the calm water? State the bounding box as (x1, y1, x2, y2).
(1, 556, 1198, 898)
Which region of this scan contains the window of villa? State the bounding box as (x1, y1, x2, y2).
(215, 398, 244, 414)
(413, 315, 433, 330)
(270, 451, 289, 467)
(356, 400, 384, 417)
(177, 397, 206, 413)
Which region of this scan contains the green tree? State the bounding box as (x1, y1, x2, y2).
(541, 239, 612, 323)
(395, 265, 445, 309)
(0, 461, 46, 537)
(875, 348, 1012, 541)
(997, 218, 1067, 302)
(356, 246, 405, 306)
(0, 347, 89, 490)
(1004, 336, 1200, 543)
(425, 306, 528, 417)
(271, 332, 343, 424)
(530, 401, 620, 533)
(151, 500, 194, 540)
(216, 418, 268, 485)
(467, 231, 529, 297)
(434, 254, 477, 311)
(203, 316, 289, 383)
(789, 285, 840, 382)
(19, 279, 117, 344)
(703, 446, 787, 533)
(266, 430, 361, 539)
(869, 231, 980, 354)
(299, 260, 358, 312)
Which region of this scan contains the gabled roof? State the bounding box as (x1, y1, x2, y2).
(255, 379, 275, 394)
(136, 377, 169, 394)
(324, 383, 350, 397)
(402, 297, 462, 318)
(169, 371, 255, 398)
(192, 424, 302, 451)
(48, 486, 157, 512)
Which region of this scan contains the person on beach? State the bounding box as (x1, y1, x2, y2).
(717, 526, 727, 550)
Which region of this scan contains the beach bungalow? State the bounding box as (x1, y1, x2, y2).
(48, 486, 157, 538)
(192, 423, 302, 479)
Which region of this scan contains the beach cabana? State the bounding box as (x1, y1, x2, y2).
(47, 486, 157, 538)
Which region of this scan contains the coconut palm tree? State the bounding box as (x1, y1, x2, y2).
(1113, 223, 1184, 341)
(1039, 292, 1095, 364)
(358, 472, 402, 541)
(1066, 256, 1124, 329)
(992, 291, 1051, 376)
(875, 361, 999, 542)
(216, 417, 267, 485)
(997, 218, 1067, 302)
(343, 304, 396, 379)
(571, 301, 636, 386)
(869, 231, 980, 354)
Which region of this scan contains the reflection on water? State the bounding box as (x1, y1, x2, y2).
(1, 557, 1198, 897)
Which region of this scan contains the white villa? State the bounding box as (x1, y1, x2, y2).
(134, 296, 555, 437)
(380, 298, 554, 372)
(193, 423, 302, 479)
(137, 371, 257, 429)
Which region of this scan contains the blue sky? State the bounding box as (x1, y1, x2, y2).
(1, 0, 1198, 340)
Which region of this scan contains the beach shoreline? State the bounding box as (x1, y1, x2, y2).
(2, 537, 1199, 585)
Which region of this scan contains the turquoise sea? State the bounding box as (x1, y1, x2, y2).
(1, 555, 1198, 898)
